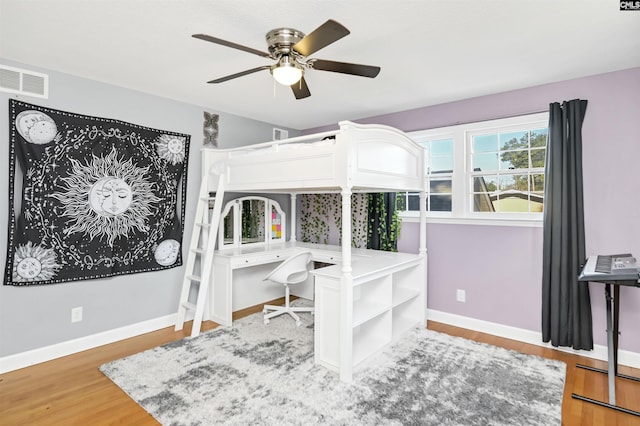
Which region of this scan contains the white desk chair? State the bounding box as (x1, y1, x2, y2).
(262, 251, 314, 326)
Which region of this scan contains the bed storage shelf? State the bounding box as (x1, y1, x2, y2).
(312, 255, 425, 377)
(196, 121, 428, 383)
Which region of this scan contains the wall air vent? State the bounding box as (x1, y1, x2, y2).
(273, 128, 288, 140)
(0, 64, 49, 98)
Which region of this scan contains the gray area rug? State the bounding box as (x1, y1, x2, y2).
(100, 307, 565, 425)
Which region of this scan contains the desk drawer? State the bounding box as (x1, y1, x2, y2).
(313, 252, 340, 264)
(229, 252, 287, 268)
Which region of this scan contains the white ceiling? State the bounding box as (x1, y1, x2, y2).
(1, 0, 639, 130)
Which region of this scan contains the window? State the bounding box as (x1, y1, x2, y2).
(396, 137, 454, 214)
(470, 127, 547, 213)
(398, 112, 548, 224)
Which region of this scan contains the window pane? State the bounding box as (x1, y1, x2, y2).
(500, 131, 528, 150)
(531, 192, 544, 212)
(494, 194, 530, 212)
(473, 134, 498, 152)
(531, 148, 546, 168)
(473, 193, 495, 212)
(499, 175, 516, 191)
(430, 194, 451, 211)
(431, 139, 453, 155)
(430, 178, 452, 193)
(431, 156, 453, 173)
(499, 174, 528, 191)
(473, 153, 498, 171)
(474, 175, 497, 192)
(500, 149, 529, 170)
(428, 138, 453, 173)
(530, 128, 548, 147)
(530, 174, 544, 192)
(407, 193, 420, 211)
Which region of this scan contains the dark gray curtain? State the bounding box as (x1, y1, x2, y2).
(542, 99, 593, 350)
(367, 193, 398, 252)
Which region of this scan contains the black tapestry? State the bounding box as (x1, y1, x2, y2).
(4, 100, 190, 286)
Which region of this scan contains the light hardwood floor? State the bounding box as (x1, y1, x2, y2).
(1, 304, 639, 425)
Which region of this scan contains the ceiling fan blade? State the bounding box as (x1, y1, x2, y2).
(291, 76, 311, 99)
(192, 34, 272, 58)
(293, 20, 350, 57)
(207, 65, 271, 83)
(309, 59, 381, 78)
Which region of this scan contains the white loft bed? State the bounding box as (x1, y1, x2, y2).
(193, 120, 427, 382)
(204, 121, 426, 194)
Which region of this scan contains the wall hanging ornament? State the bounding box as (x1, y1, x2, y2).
(4, 99, 190, 286)
(202, 111, 218, 147)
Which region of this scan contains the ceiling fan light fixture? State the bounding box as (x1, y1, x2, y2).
(271, 56, 303, 86)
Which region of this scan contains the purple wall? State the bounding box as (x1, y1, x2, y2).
(314, 67, 640, 354)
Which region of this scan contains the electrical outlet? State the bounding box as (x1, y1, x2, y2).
(71, 306, 83, 323)
(456, 289, 466, 303)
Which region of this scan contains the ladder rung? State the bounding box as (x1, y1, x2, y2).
(186, 274, 201, 282)
(181, 301, 196, 311)
(191, 248, 206, 255)
(196, 222, 210, 229)
(200, 196, 215, 201)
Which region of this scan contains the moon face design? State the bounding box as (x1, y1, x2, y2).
(154, 239, 180, 266)
(15, 110, 58, 144)
(89, 177, 133, 216)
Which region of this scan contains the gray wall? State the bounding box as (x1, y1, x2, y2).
(0, 59, 298, 357)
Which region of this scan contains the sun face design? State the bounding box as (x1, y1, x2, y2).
(51, 147, 162, 246)
(13, 241, 61, 282)
(156, 134, 186, 165)
(89, 177, 133, 216)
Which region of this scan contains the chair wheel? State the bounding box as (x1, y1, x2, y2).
(264, 319, 270, 325)
(296, 320, 302, 327)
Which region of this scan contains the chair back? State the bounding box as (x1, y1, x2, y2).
(263, 251, 313, 285)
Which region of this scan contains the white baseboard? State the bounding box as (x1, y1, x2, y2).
(4, 309, 639, 374)
(428, 309, 640, 370)
(0, 314, 181, 374)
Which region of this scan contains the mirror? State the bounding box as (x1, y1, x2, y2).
(218, 197, 286, 249)
(241, 199, 265, 244)
(222, 209, 234, 245)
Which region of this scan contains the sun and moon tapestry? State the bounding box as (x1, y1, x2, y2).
(4, 99, 190, 286)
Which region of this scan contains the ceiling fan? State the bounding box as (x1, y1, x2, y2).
(192, 19, 381, 99)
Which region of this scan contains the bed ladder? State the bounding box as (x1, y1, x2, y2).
(174, 172, 225, 337)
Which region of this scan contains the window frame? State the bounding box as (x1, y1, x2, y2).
(400, 112, 549, 226)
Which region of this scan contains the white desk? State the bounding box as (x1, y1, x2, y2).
(208, 241, 426, 381)
(208, 242, 343, 326)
